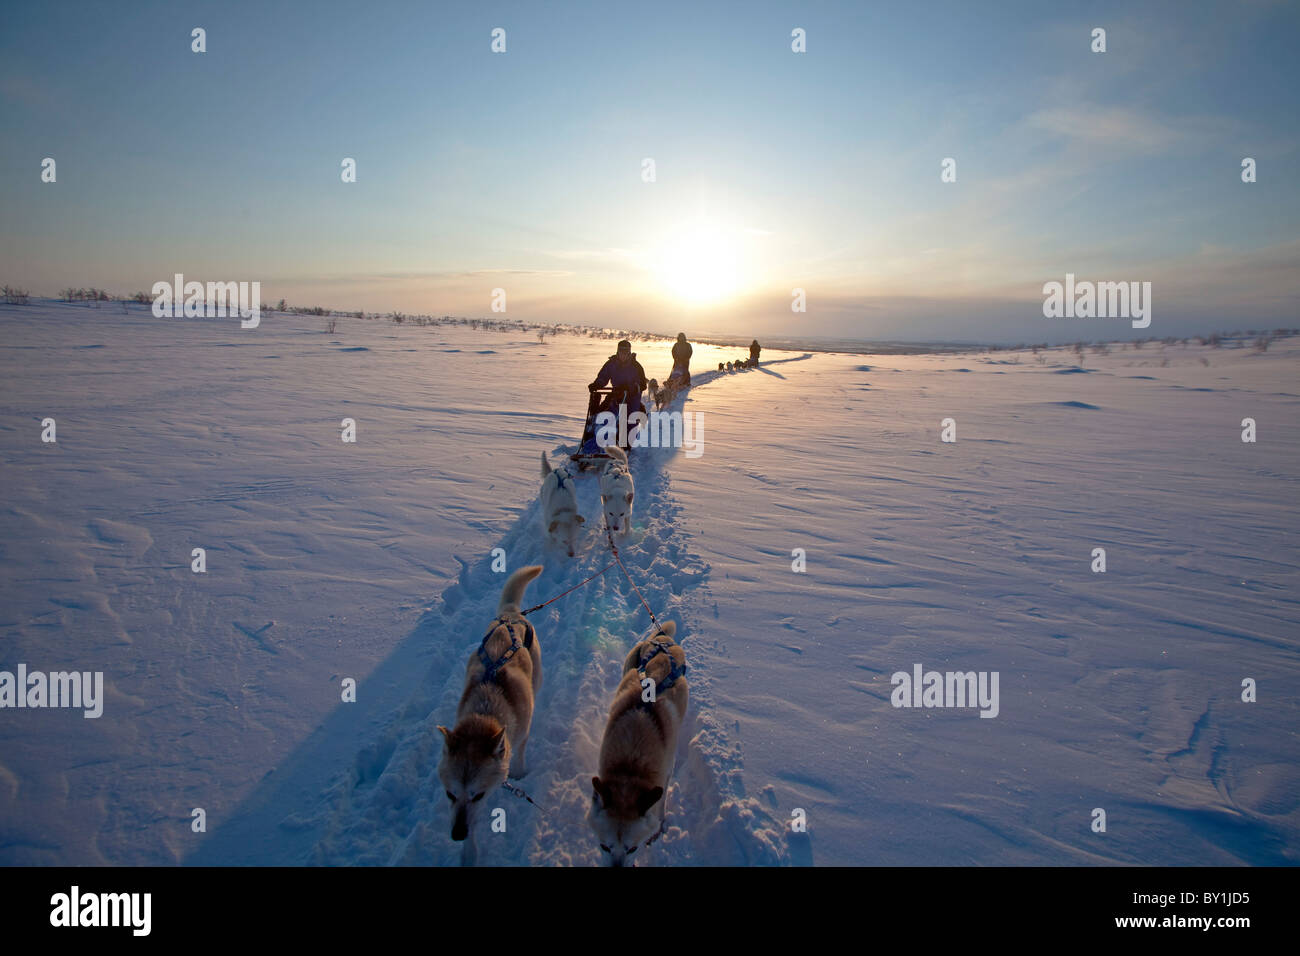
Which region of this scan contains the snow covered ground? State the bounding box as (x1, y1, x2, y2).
(1, 300, 1296, 866)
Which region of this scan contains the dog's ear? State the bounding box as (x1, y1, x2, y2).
(437, 725, 451, 744)
(492, 728, 507, 757)
(576, 514, 585, 523)
(626, 492, 633, 504)
(591, 776, 605, 806)
(636, 787, 664, 816)
(548, 520, 559, 533)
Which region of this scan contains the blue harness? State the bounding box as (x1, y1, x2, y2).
(553, 468, 573, 491)
(637, 637, 687, 701)
(476, 617, 534, 683)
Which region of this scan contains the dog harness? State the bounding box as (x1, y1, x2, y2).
(553, 468, 574, 491)
(476, 616, 535, 683)
(637, 636, 686, 701)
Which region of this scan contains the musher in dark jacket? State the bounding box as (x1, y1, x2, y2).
(749, 339, 761, 366)
(589, 339, 648, 418)
(670, 332, 693, 386)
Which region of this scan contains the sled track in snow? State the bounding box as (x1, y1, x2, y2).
(312, 374, 800, 865)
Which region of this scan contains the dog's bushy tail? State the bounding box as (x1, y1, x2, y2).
(541, 451, 552, 478)
(498, 565, 543, 615)
(652, 620, 677, 641)
(605, 445, 628, 467)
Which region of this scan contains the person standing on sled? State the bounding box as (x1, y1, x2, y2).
(588, 339, 648, 450)
(670, 332, 693, 387)
(749, 339, 761, 367)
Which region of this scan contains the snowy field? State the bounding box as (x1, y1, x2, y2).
(1, 300, 1297, 866)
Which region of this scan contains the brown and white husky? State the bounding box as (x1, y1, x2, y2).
(438, 564, 543, 865)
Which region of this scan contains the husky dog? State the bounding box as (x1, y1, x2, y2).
(589, 621, 688, 867)
(598, 445, 634, 534)
(438, 564, 544, 865)
(540, 452, 583, 557)
(648, 369, 686, 411)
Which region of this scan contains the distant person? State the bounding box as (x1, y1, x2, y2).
(670, 332, 692, 386)
(749, 339, 761, 366)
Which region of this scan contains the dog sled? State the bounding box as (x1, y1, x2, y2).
(652, 365, 690, 407)
(572, 367, 691, 468)
(573, 386, 635, 469)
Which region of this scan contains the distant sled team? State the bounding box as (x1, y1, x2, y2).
(719, 340, 762, 372)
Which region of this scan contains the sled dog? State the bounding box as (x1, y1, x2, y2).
(540, 452, 584, 557)
(438, 564, 543, 865)
(598, 445, 634, 534)
(649, 370, 686, 410)
(589, 621, 688, 866)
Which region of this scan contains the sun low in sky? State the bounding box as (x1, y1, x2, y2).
(653, 219, 748, 307)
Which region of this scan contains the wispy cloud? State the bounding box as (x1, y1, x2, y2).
(1022, 105, 1183, 154)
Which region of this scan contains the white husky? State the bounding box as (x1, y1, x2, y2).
(598, 445, 634, 534)
(540, 452, 584, 557)
(589, 620, 688, 866)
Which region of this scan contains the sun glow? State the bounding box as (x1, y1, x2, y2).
(654, 220, 745, 306)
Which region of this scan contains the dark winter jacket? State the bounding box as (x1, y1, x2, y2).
(591, 353, 648, 414)
(749, 340, 761, 361)
(671, 339, 693, 370)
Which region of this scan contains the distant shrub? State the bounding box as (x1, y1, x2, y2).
(1254, 335, 1271, 352)
(325, 318, 337, 334)
(1, 285, 30, 305)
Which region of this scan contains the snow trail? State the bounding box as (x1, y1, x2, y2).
(312, 370, 797, 865)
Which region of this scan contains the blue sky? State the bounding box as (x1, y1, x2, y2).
(1, 0, 1297, 342)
